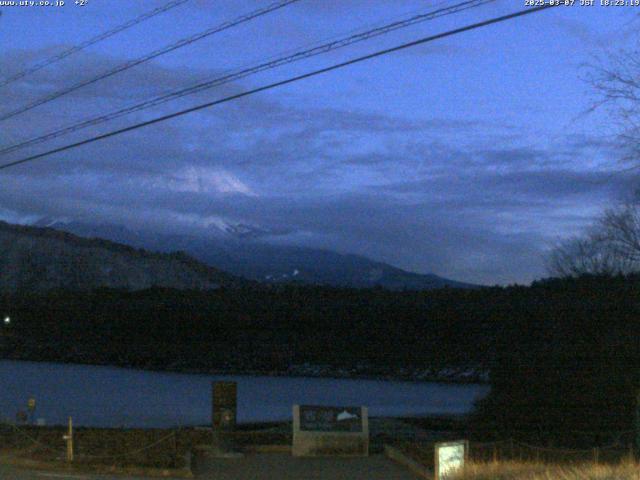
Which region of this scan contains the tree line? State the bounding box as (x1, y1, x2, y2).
(1, 274, 640, 448)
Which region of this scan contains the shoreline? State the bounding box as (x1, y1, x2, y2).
(0, 356, 489, 385)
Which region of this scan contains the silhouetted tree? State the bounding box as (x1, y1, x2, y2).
(598, 199, 640, 264)
(584, 42, 640, 164)
(547, 199, 640, 277)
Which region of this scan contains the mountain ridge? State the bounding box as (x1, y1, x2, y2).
(35, 220, 477, 290)
(0, 221, 240, 292)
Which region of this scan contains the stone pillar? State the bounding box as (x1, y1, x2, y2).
(211, 381, 242, 457)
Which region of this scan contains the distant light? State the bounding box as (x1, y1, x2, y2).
(3, 317, 10, 325)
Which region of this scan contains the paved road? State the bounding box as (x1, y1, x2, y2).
(194, 453, 419, 479)
(1, 454, 419, 479)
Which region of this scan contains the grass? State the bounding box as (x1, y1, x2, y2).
(0, 424, 292, 470)
(391, 440, 640, 479)
(452, 460, 640, 480)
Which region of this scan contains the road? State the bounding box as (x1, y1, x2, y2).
(0, 465, 138, 480)
(193, 453, 419, 479)
(1, 454, 419, 479)
(0, 465, 183, 480)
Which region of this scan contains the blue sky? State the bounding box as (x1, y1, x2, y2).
(0, 0, 638, 284)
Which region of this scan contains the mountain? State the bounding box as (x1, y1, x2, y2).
(37, 220, 477, 290)
(0, 221, 240, 293)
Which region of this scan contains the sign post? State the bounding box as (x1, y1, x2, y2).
(27, 397, 36, 425)
(212, 381, 237, 431)
(211, 381, 241, 457)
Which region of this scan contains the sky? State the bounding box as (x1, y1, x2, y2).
(0, 0, 639, 285)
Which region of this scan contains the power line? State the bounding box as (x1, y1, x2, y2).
(0, 0, 301, 122)
(0, 0, 191, 88)
(0, 0, 495, 156)
(0, 4, 558, 172)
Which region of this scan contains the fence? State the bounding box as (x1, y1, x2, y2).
(0, 422, 188, 468)
(469, 438, 635, 465)
(2, 419, 637, 469)
(395, 436, 638, 470)
(0, 421, 292, 468)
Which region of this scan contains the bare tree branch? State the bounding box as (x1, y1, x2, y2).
(547, 201, 640, 278)
(584, 43, 640, 164)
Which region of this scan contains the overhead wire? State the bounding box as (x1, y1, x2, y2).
(0, 4, 559, 172)
(0, 0, 191, 88)
(0, 0, 302, 122)
(0, 0, 495, 157)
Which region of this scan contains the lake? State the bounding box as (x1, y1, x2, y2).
(1, 360, 488, 427)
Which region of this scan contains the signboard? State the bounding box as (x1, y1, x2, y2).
(299, 405, 363, 432)
(435, 440, 468, 480)
(212, 381, 237, 431)
(292, 405, 369, 457)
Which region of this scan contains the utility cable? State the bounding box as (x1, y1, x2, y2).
(0, 4, 559, 172)
(0, 0, 494, 156)
(0, 0, 301, 122)
(0, 0, 191, 88)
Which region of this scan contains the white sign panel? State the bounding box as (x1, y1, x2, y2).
(435, 440, 467, 480)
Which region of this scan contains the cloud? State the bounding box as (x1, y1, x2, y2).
(0, 36, 632, 286)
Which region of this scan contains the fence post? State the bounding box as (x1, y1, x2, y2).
(173, 429, 178, 468)
(593, 447, 599, 465)
(492, 444, 497, 463)
(63, 417, 73, 463)
(509, 438, 514, 460)
(636, 390, 640, 461)
(518, 444, 523, 461)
